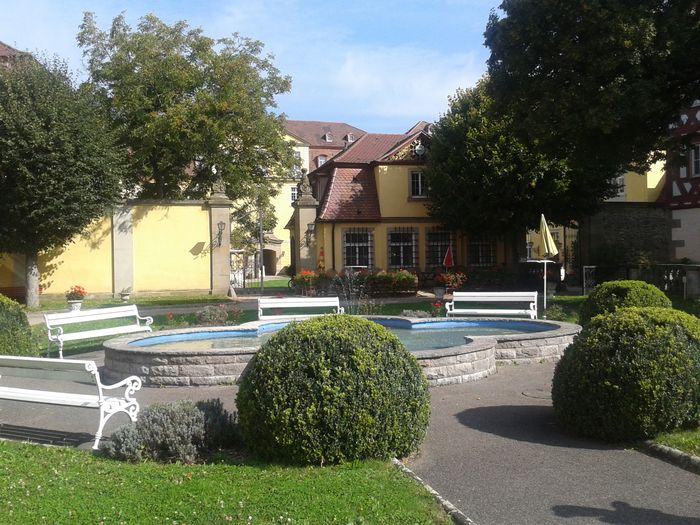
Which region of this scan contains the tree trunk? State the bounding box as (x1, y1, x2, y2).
(25, 250, 40, 308)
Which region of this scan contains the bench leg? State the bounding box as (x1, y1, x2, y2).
(93, 397, 141, 450)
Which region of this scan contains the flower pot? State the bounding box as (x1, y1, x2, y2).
(433, 287, 446, 300)
(120, 293, 131, 303)
(67, 300, 83, 311)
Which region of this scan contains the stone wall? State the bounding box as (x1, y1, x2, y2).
(579, 202, 671, 265)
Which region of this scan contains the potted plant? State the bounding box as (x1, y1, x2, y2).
(66, 285, 87, 311)
(119, 287, 132, 303)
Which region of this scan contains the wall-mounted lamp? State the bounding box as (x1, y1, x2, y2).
(305, 223, 316, 245)
(215, 221, 226, 248)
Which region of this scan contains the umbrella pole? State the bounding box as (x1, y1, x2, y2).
(542, 260, 548, 319)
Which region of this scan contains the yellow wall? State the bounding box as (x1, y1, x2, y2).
(132, 205, 210, 291)
(645, 160, 665, 202)
(36, 218, 114, 294)
(270, 181, 296, 272)
(375, 165, 431, 218)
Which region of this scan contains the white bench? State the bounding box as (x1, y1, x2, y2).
(45, 305, 153, 359)
(0, 356, 141, 449)
(445, 291, 538, 319)
(258, 296, 345, 320)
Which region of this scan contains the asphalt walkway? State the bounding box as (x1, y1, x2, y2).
(1, 353, 698, 524)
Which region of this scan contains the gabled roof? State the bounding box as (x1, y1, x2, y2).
(284, 120, 366, 148)
(317, 167, 380, 221)
(0, 41, 22, 60)
(331, 133, 408, 164)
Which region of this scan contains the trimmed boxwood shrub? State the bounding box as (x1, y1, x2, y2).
(236, 315, 431, 465)
(579, 280, 671, 325)
(0, 293, 38, 356)
(552, 307, 700, 442)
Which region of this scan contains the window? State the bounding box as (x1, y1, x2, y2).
(692, 144, 700, 177)
(322, 132, 333, 143)
(426, 230, 453, 269)
(468, 236, 496, 268)
(388, 228, 417, 269)
(317, 155, 327, 168)
(291, 186, 298, 203)
(291, 150, 302, 177)
(346, 133, 355, 143)
(410, 171, 428, 198)
(344, 228, 373, 269)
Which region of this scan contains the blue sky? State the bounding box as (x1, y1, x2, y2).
(0, 0, 500, 133)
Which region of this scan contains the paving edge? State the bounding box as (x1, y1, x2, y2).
(392, 458, 476, 525)
(640, 441, 700, 475)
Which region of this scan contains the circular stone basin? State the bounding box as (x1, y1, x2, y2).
(103, 317, 581, 388)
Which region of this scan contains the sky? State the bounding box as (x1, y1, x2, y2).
(0, 0, 501, 133)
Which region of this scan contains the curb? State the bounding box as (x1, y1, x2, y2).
(392, 458, 476, 525)
(640, 441, 700, 475)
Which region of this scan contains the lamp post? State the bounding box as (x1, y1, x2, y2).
(258, 186, 264, 293)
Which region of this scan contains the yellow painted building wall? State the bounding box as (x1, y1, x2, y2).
(269, 181, 296, 273)
(132, 205, 210, 291)
(37, 218, 114, 294)
(0, 253, 23, 288)
(375, 165, 431, 218)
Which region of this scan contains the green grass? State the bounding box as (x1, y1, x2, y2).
(30, 295, 233, 313)
(654, 427, 700, 458)
(0, 441, 450, 524)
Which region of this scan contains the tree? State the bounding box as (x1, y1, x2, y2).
(0, 56, 125, 307)
(485, 0, 700, 178)
(77, 12, 296, 202)
(425, 80, 615, 255)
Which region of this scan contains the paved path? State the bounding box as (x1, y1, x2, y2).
(407, 362, 700, 525)
(1, 352, 698, 524)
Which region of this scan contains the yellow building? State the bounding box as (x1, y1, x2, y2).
(260, 121, 366, 275)
(0, 198, 232, 300)
(289, 123, 512, 274)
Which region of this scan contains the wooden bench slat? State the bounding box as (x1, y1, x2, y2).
(0, 386, 100, 407)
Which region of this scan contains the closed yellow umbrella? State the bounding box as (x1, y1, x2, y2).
(538, 214, 558, 317)
(539, 214, 559, 258)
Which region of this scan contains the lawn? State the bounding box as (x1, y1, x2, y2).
(0, 441, 450, 524)
(30, 294, 234, 313)
(653, 427, 700, 458)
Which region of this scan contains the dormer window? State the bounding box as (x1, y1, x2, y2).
(346, 133, 355, 143)
(317, 155, 327, 167)
(322, 132, 333, 143)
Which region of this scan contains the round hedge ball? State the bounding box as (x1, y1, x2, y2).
(552, 307, 700, 442)
(236, 315, 431, 465)
(579, 280, 672, 325)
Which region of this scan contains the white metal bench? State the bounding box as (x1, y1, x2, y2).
(44, 305, 153, 359)
(0, 356, 141, 449)
(445, 291, 538, 319)
(258, 296, 345, 320)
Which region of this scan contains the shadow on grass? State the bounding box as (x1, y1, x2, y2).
(0, 423, 94, 448)
(552, 501, 700, 525)
(455, 404, 617, 450)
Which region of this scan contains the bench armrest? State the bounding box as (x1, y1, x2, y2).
(137, 315, 154, 326)
(99, 375, 142, 402)
(46, 325, 64, 341)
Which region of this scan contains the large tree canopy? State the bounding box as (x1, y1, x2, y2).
(425, 80, 616, 237)
(77, 12, 296, 201)
(0, 56, 125, 306)
(485, 0, 700, 176)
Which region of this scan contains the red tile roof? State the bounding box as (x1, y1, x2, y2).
(331, 133, 408, 164)
(0, 41, 22, 59)
(285, 120, 366, 147)
(317, 167, 380, 221)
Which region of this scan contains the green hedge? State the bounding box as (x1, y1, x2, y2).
(579, 280, 672, 325)
(237, 315, 431, 465)
(0, 293, 38, 356)
(552, 307, 700, 442)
